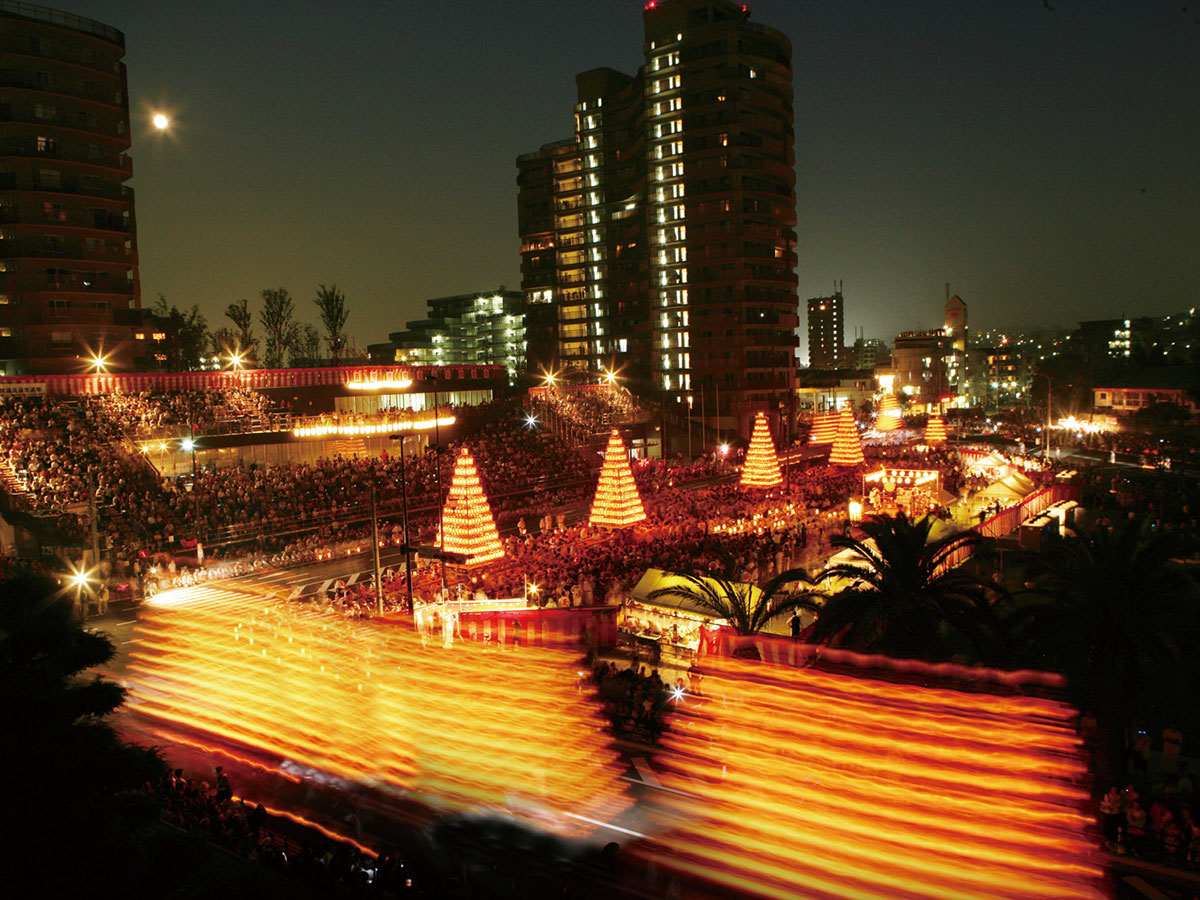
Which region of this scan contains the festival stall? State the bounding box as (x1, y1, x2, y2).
(861, 467, 944, 517)
(620, 568, 742, 664)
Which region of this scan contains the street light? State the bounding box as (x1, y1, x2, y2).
(152, 112, 169, 130)
(1030, 373, 1052, 458)
(389, 433, 417, 616)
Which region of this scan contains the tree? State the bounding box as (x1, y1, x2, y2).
(258, 287, 300, 369)
(648, 563, 820, 659)
(0, 565, 167, 892)
(144, 294, 209, 371)
(805, 514, 1004, 663)
(297, 323, 321, 367)
(1005, 518, 1200, 788)
(224, 298, 258, 364)
(314, 283, 350, 366)
(291, 324, 321, 368)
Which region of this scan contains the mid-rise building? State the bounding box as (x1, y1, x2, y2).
(517, 0, 799, 438)
(0, 3, 139, 374)
(890, 329, 951, 407)
(369, 289, 525, 383)
(806, 285, 843, 369)
(943, 291, 968, 396)
(851, 336, 888, 371)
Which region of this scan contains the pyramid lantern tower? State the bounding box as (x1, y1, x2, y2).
(589, 429, 647, 528)
(829, 405, 865, 467)
(809, 410, 840, 445)
(741, 411, 783, 488)
(925, 413, 947, 446)
(876, 394, 902, 432)
(438, 447, 505, 567)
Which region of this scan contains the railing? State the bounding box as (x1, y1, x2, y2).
(0, 1, 124, 45)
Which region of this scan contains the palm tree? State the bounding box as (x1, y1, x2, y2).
(806, 513, 1004, 663)
(648, 564, 821, 660)
(1005, 517, 1200, 788)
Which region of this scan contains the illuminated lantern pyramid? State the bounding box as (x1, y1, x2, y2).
(589, 428, 646, 528)
(809, 410, 839, 445)
(740, 411, 783, 489)
(829, 405, 865, 467)
(875, 393, 902, 432)
(925, 412, 947, 446)
(438, 447, 505, 566)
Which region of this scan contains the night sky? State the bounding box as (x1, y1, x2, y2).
(61, 0, 1200, 360)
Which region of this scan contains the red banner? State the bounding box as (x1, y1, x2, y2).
(0, 364, 507, 397)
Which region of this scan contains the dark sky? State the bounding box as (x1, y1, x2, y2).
(64, 1, 1200, 359)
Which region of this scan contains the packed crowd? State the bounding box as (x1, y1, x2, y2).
(152, 764, 495, 897)
(592, 660, 679, 744)
(105, 387, 277, 438)
(0, 393, 140, 519)
(1101, 777, 1200, 866)
(0, 394, 602, 558)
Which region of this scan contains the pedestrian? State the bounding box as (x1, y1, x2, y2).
(788, 611, 802, 640)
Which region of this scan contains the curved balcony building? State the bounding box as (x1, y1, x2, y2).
(0, 2, 139, 374)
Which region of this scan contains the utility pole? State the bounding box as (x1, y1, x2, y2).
(370, 480, 384, 616)
(431, 369, 447, 597)
(85, 471, 101, 620)
(390, 433, 416, 616)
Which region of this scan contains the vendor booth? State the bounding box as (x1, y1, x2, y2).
(621, 568, 746, 664)
(861, 468, 948, 517)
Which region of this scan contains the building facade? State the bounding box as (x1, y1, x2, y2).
(0, 3, 139, 374)
(517, 0, 798, 438)
(806, 285, 843, 369)
(890, 329, 951, 407)
(368, 289, 526, 384)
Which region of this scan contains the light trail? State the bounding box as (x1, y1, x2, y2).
(126, 583, 1105, 898)
(634, 657, 1107, 900)
(125, 583, 630, 838)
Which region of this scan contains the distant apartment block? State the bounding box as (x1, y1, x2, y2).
(369, 289, 526, 383)
(806, 286, 843, 369)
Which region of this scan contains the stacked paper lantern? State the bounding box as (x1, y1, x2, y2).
(829, 405, 865, 467)
(589, 429, 647, 528)
(876, 394, 902, 432)
(439, 447, 505, 566)
(925, 413, 947, 446)
(740, 412, 783, 489)
(809, 411, 840, 445)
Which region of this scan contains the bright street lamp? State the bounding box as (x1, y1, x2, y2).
(152, 113, 169, 130)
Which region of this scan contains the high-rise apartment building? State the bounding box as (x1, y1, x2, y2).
(0, 3, 139, 374)
(517, 0, 798, 437)
(806, 285, 843, 369)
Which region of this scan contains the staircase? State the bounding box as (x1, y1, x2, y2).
(330, 437, 369, 459)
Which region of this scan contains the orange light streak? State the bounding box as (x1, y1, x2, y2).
(126, 584, 629, 836)
(635, 657, 1106, 900)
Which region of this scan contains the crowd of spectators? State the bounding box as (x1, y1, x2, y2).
(0, 394, 144, 524)
(592, 660, 685, 744)
(103, 387, 278, 438)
